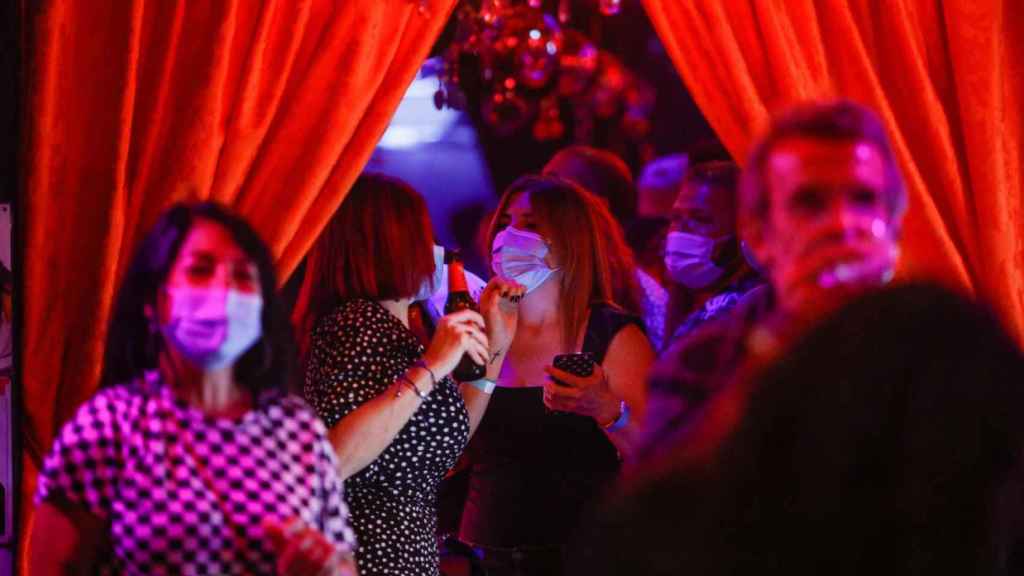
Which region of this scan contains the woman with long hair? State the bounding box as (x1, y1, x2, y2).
(292, 173, 523, 576)
(458, 175, 655, 575)
(31, 203, 356, 575)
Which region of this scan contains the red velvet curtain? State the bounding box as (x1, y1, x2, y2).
(21, 0, 455, 565)
(642, 0, 1024, 344)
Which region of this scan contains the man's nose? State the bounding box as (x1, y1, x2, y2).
(825, 200, 873, 238)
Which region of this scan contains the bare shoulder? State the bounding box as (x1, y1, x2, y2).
(608, 323, 655, 360)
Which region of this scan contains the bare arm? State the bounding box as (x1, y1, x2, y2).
(600, 324, 656, 457)
(30, 500, 106, 575)
(323, 309, 489, 480)
(458, 277, 524, 440)
(460, 346, 509, 440)
(327, 365, 436, 480)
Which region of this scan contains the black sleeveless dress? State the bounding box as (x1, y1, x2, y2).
(459, 304, 643, 556)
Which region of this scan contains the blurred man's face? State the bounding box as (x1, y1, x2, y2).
(752, 137, 899, 314)
(670, 180, 735, 238)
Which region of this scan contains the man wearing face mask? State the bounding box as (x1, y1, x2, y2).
(637, 101, 907, 458)
(629, 153, 689, 285)
(662, 161, 763, 352)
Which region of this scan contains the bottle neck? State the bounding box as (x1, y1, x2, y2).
(448, 259, 469, 293)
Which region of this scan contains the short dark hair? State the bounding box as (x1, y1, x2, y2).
(682, 161, 740, 208)
(101, 202, 294, 399)
(543, 145, 637, 224)
(685, 161, 739, 191)
(740, 100, 907, 228)
(292, 173, 435, 357)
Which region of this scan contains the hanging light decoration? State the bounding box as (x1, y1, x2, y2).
(598, 0, 621, 16)
(435, 0, 653, 146)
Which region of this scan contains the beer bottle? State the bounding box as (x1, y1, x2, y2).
(444, 250, 486, 381)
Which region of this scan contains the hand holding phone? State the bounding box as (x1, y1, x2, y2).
(551, 352, 596, 385)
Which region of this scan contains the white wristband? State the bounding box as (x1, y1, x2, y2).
(467, 378, 497, 394)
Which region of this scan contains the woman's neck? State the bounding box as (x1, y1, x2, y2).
(516, 273, 562, 327)
(377, 297, 412, 328)
(160, 352, 250, 417)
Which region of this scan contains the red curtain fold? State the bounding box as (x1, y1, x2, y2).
(21, 0, 455, 568)
(642, 0, 1024, 344)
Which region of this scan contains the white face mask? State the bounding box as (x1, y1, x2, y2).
(664, 231, 731, 290)
(160, 286, 263, 369)
(491, 226, 558, 294)
(413, 244, 446, 302)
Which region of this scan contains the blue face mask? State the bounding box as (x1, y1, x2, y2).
(160, 286, 263, 369)
(664, 231, 731, 290)
(491, 226, 559, 294)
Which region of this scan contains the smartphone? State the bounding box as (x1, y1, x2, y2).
(551, 352, 596, 385)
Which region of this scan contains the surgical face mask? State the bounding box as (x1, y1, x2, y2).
(413, 244, 446, 302)
(160, 286, 263, 369)
(664, 231, 731, 290)
(491, 226, 558, 294)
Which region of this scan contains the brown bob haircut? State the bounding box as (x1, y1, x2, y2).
(487, 175, 641, 350)
(293, 173, 435, 356)
(739, 100, 908, 232)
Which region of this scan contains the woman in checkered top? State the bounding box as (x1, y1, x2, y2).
(30, 203, 357, 575)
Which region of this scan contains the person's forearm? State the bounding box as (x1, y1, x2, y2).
(599, 378, 647, 461)
(462, 346, 508, 439)
(31, 501, 105, 576)
(327, 367, 433, 480)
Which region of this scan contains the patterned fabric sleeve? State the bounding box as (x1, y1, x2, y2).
(35, 386, 128, 519)
(305, 301, 393, 428)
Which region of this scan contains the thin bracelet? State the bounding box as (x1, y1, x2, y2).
(599, 400, 630, 431)
(413, 359, 437, 388)
(396, 372, 429, 401)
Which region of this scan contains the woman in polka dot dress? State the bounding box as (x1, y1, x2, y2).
(293, 174, 524, 576)
(31, 203, 357, 575)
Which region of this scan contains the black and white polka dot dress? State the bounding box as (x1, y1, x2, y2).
(306, 299, 470, 576)
(35, 375, 357, 575)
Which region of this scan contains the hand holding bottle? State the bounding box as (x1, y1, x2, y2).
(421, 309, 490, 380)
(443, 250, 489, 381)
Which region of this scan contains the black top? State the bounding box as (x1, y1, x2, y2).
(306, 299, 470, 576)
(459, 303, 643, 548)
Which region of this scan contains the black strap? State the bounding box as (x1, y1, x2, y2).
(581, 303, 645, 364)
